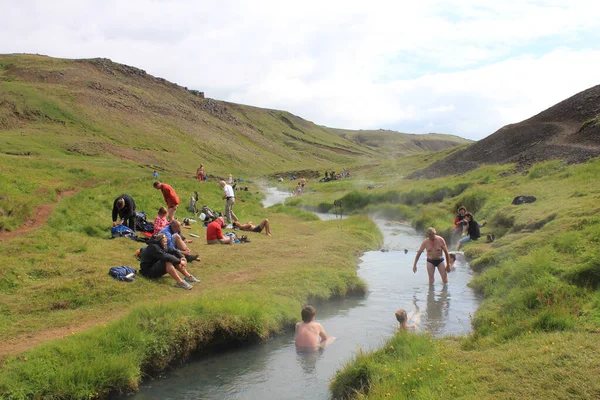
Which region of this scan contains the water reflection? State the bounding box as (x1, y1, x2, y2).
(127, 189, 480, 400)
(424, 285, 450, 333)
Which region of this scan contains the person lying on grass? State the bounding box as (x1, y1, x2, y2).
(233, 219, 272, 236)
(139, 234, 199, 290)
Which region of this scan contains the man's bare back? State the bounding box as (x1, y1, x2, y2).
(295, 321, 328, 349)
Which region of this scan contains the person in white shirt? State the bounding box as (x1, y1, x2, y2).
(219, 180, 238, 226)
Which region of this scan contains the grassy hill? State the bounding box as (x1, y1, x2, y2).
(0, 53, 468, 231)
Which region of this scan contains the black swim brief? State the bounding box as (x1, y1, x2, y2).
(253, 225, 262, 233)
(427, 258, 445, 267)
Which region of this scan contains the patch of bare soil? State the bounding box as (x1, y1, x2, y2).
(408, 85, 600, 179)
(0, 189, 77, 240)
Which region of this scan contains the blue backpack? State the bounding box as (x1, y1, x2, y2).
(108, 266, 137, 282)
(111, 225, 135, 238)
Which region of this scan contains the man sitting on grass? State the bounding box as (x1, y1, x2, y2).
(233, 219, 272, 236)
(159, 219, 200, 262)
(139, 234, 199, 290)
(206, 217, 233, 245)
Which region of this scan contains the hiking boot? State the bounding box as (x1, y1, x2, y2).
(175, 281, 193, 290)
(185, 254, 200, 262)
(185, 275, 200, 283)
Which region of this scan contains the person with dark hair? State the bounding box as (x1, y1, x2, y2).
(456, 213, 481, 250)
(112, 194, 137, 232)
(453, 206, 468, 240)
(139, 234, 199, 290)
(153, 181, 180, 221)
(295, 305, 335, 349)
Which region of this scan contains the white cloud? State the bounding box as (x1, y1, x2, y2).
(2, 0, 599, 140)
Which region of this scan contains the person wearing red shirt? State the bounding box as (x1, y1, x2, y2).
(206, 217, 232, 245)
(153, 181, 180, 221)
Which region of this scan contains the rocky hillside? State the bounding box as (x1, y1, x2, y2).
(0, 54, 468, 177)
(408, 85, 600, 179)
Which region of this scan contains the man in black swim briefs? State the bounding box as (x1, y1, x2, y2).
(412, 227, 450, 284)
(233, 219, 272, 236)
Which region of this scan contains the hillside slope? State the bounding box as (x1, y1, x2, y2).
(0, 54, 467, 176)
(408, 85, 600, 179)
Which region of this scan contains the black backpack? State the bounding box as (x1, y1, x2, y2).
(201, 206, 221, 223)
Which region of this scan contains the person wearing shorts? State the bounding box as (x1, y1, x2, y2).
(233, 219, 272, 236)
(153, 181, 180, 221)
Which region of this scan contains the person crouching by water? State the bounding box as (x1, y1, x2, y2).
(295, 305, 335, 350)
(206, 216, 233, 245)
(413, 227, 450, 285)
(139, 234, 200, 290)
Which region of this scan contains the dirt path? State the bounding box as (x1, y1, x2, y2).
(0, 189, 78, 242)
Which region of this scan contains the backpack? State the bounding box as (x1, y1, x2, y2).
(111, 224, 135, 238)
(135, 212, 154, 233)
(200, 206, 221, 223)
(108, 266, 137, 282)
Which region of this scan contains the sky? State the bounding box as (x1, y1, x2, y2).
(2, 0, 600, 140)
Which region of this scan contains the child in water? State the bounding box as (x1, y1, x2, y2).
(295, 305, 335, 350)
(395, 309, 417, 329)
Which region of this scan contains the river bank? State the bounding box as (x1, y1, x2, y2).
(0, 193, 382, 399)
(127, 214, 480, 399)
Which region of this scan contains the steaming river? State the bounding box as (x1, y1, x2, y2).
(128, 187, 480, 399)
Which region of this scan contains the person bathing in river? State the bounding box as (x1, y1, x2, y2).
(413, 227, 450, 285)
(395, 309, 417, 329)
(295, 305, 335, 350)
(233, 219, 272, 236)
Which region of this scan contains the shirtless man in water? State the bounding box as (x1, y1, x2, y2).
(295, 305, 335, 350)
(413, 227, 450, 285)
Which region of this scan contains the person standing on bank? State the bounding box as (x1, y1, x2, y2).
(197, 164, 205, 182)
(112, 194, 137, 232)
(219, 180, 238, 226)
(413, 227, 450, 285)
(153, 181, 180, 221)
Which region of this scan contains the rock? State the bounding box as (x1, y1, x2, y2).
(512, 195, 537, 205)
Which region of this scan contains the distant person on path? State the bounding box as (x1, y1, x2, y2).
(300, 176, 306, 192)
(233, 219, 272, 236)
(228, 173, 233, 184)
(197, 164, 205, 182)
(112, 194, 137, 232)
(395, 309, 417, 329)
(153, 206, 169, 236)
(219, 180, 238, 226)
(206, 216, 232, 244)
(295, 305, 335, 350)
(153, 170, 159, 178)
(153, 181, 180, 221)
(139, 233, 199, 290)
(296, 182, 303, 195)
(413, 227, 450, 285)
(456, 213, 481, 250)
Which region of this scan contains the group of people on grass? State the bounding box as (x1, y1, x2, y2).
(111, 176, 272, 290)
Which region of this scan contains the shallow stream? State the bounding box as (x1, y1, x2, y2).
(128, 188, 480, 399)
